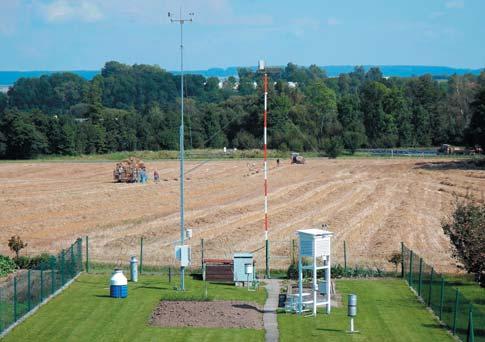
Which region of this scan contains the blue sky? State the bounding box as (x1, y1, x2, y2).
(0, 0, 484, 71)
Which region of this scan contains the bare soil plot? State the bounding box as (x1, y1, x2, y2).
(0, 158, 483, 273)
(149, 300, 263, 329)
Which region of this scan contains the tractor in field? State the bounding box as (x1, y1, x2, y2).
(291, 152, 306, 164)
(113, 157, 146, 183)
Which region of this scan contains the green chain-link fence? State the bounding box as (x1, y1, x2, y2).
(402, 243, 484, 342)
(84, 234, 396, 277)
(0, 238, 83, 335)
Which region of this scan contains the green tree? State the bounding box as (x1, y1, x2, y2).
(442, 199, 485, 287)
(466, 86, 485, 148)
(0, 110, 48, 158)
(360, 81, 398, 147)
(323, 136, 343, 158)
(305, 80, 339, 145)
(0, 92, 7, 113)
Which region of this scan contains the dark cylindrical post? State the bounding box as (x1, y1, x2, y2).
(70, 245, 75, 278)
(408, 250, 414, 285)
(201, 238, 204, 270)
(401, 242, 404, 278)
(77, 238, 83, 273)
(40, 265, 44, 302)
(140, 237, 144, 274)
(428, 267, 434, 307)
(452, 289, 459, 335)
(418, 258, 423, 297)
(60, 250, 65, 286)
(51, 258, 55, 295)
(0, 287, 3, 333)
(13, 277, 17, 322)
(27, 269, 31, 311)
(168, 267, 172, 283)
(439, 277, 445, 320)
(265, 239, 270, 279)
(85, 236, 90, 273)
(291, 239, 296, 265)
(467, 304, 475, 342)
(344, 240, 347, 272)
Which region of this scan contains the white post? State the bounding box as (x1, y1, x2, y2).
(350, 317, 354, 333)
(326, 254, 331, 313)
(298, 251, 303, 314)
(313, 239, 317, 316)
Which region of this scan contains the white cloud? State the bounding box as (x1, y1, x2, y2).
(79, 2, 103, 22)
(41, 0, 103, 22)
(327, 17, 340, 26)
(445, 0, 464, 9)
(0, 0, 22, 36)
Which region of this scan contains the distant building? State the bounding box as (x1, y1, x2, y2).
(288, 82, 298, 88)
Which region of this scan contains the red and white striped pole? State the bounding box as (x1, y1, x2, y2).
(261, 61, 270, 279)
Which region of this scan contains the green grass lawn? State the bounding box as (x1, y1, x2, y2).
(278, 279, 454, 342)
(3, 274, 266, 342)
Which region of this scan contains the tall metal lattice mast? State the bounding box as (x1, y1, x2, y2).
(169, 8, 193, 291)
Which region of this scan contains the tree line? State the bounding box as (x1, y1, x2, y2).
(0, 60, 484, 159)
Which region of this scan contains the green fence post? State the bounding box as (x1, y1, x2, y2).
(61, 250, 65, 286)
(343, 240, 347, 272)
(428, 267, 434, 307)
(418, 258, 423, 297)
(467, 304, 475, 342)
(408, 250, 414, 286)
(27, 269, 31, 311)
(140, 236, 144, 274)
(70, 245, 75, 278)
(452, 289, 459, 335)
(40, 265, 44, 302)
(201, 238, 204, 270)
(85, 236, 90, 273)
(13, 276, 17, 322)
(401, 242, 404, 278)
(51, 258, 55, 295)
(0, 287, 3, 333)
(77, 238, 83, 273)
(439, 277, 445, 320)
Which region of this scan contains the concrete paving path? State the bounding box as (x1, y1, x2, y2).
(263, 279, 281, 342)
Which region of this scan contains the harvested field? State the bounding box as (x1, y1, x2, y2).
(0, 158, 483, 273)
(150, 301, 263, 329)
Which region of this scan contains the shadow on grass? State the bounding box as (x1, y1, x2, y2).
(94, 295, 112, 298)
(421, 323, 446, 330)
(232, 303, 264, 313)
(473, 298, 485, 305)
(316, 328, 345, 333)
(135, 286, 168, 290)
(206, 282, 235, 286)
